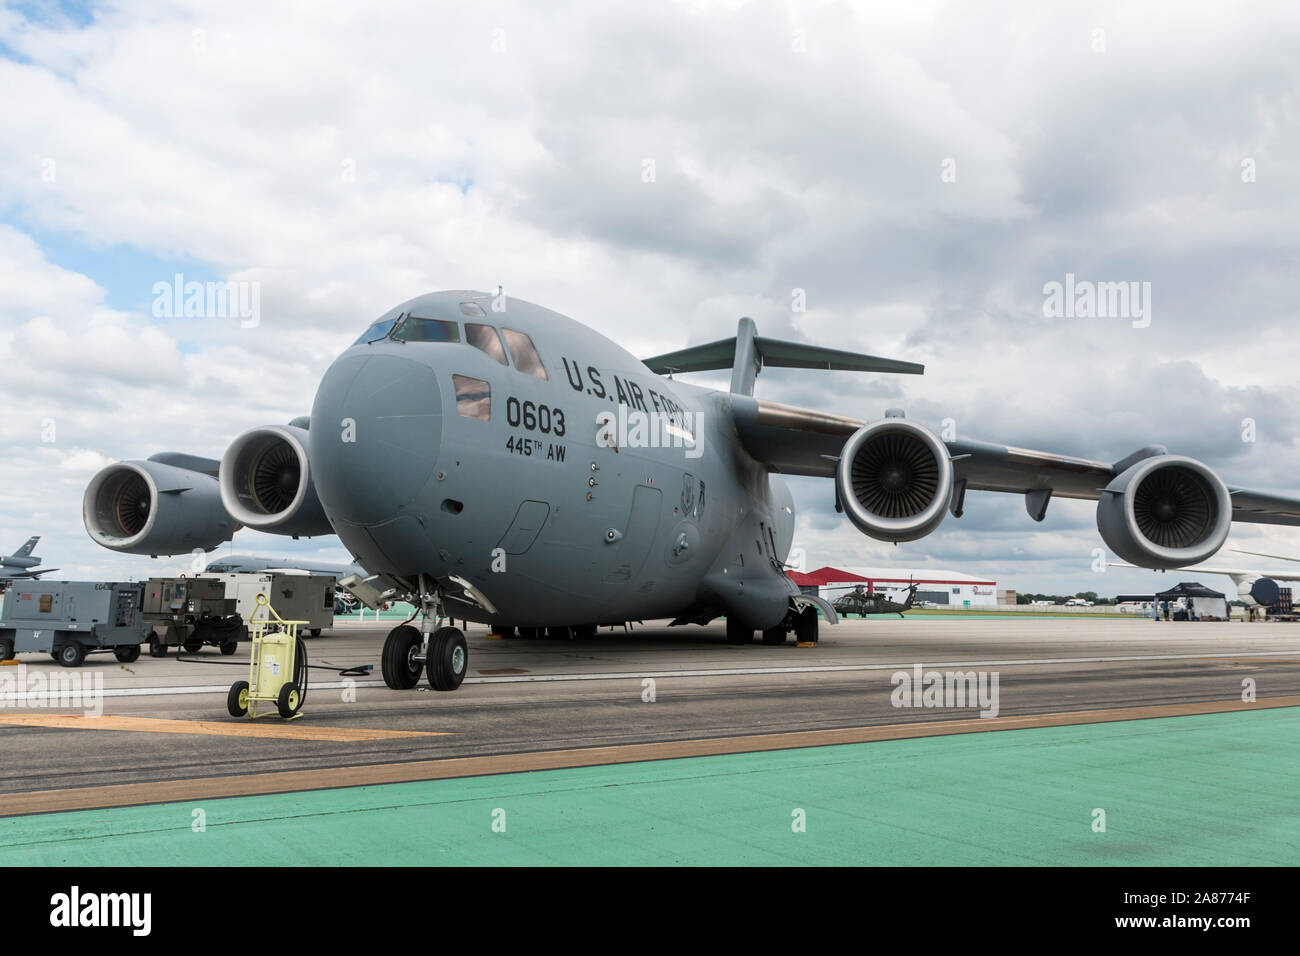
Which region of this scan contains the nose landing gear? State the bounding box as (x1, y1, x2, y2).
(379, 584, 469, 691)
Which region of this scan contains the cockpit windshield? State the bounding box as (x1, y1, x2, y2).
(393, 315, 461, 343)
(353, 313, 401, 345)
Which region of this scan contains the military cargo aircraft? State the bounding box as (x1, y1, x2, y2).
(82, 291, 1300, 692)
(0, 536, 56, 590)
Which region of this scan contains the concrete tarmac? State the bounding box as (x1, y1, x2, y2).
(1, 615, 1297, 801)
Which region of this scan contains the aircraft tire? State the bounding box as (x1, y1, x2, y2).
(427, 627, 467, 691)
(795, 607, 819, 643)
(381, 624, 424, 689)
(725, 618, 752, 645)
(761, 626, 787, 646)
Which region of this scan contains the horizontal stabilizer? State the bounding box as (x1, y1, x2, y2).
(642, 317, 923, 396)
(643, 336, 923, 376)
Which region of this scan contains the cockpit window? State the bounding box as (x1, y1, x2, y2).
(354, 313, 401, 345)
(453, 374, 491, 421)
(393, 315, 461, 343)
(502, 328, 548, 380)
(466, 323, 508, 365)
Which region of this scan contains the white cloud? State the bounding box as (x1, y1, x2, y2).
(1, 0, 1298, 592)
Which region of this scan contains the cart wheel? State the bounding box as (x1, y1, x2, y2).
(0, 638, 13, 662)
(149, 636, 168, 658)
(114, 644, 142, 664)
(227, 680, 250, 717)
(277, 681, 301, 718)
(426, 627, 467, 691)
(220, 641, 238, 656)
(57, 643, 86, 668)
(309, 628, 322, 638)
(182, 639, 202, 654)
(381, 625, 423, 689)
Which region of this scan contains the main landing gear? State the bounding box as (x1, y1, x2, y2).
(380, 586, 468, 692)
(725, 605, 820, 646)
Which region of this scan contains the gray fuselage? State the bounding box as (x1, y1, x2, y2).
(308, 291, 797, 630)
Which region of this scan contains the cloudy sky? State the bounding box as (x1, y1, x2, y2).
(1, 0, 1298, 597)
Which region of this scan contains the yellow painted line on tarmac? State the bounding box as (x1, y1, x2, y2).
(0, 714, 449, 743)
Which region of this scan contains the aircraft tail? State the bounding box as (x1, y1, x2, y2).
(12, 536, 38, 558)
(642, 318, 924, 397)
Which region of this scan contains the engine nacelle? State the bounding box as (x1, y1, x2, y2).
(1096, 455, 1231, 570)
(219, 424, 334, 536)
(836, 419, 953, 542)
(83, 460, 238, 556)
(1245, 576, 1280, 607)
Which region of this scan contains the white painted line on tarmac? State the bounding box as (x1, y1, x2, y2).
(0, 650, 1295, 703)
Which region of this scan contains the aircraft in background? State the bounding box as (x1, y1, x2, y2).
(0, 536, 56, 590)
(80, 290, 1300, 693)
(1110, 554, 1300, 606)
(201, 553, 365, 577)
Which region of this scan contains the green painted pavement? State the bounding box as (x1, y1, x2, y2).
(2, 708, 1297, 866)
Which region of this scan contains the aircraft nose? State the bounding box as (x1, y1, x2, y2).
(309, 353, 442, 526)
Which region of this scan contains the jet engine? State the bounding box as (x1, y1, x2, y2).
(836, 419, 953, 542)
(1096, 455, 1231, 570)
(83, 459, 238, 556)
(219, 424, 334, 536)
(1242, 576, 1280, 607)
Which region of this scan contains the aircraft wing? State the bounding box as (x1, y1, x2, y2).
(1109, 561, 1300, 582)
(0, 568, 58, 580)
(729, 395, 1300, 527)
(1232, 548, 1300, 563)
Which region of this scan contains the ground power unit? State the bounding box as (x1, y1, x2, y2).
(199, 572, 336, 636)
(0, 581, 154, 667)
